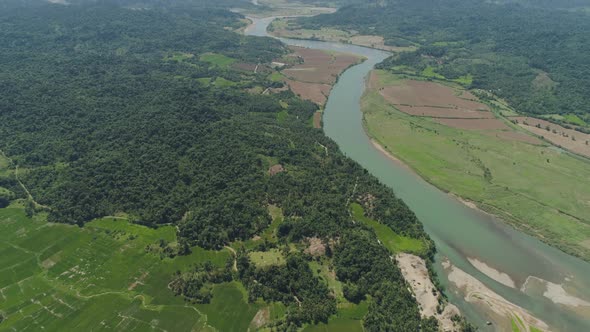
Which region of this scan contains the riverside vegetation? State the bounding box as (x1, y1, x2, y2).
(0, 0, 474, 331)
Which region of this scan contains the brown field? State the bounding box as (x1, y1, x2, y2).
(285, 79, 330, 105)
(369, 70, 546, 143)
(278, 46, 361, 105)
(396, 105, 495, 119)
(435, 118, 509, 130)
(513, 117, 590, 158)
(282, 46, 360, 84)
(313, 111, 322, 129)
(379, 80, 489, 112)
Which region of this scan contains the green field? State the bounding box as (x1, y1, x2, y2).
(351, 203, 426, 255)
(269, 71, 284, 82)
(301, 297, 368, 332)
(196, 282, 260, 332)
(230, 204, 284, 251)
(563, 114, 586, 126)
(362, 70, 590, 261)
(421, 66, 445, 79)
(0, 207, 270, 331)
(452, 73, 473, 86)
(212, 77, 236, 87)
(200, 53, 236, 68)
(276, 109, 289, 123)
(167, 52, 195, 62)
(249, 248, 286, 267)
(302, 317, 363, 332)
(309, 260, 343, 300)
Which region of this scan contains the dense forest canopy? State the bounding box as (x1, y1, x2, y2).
(0, 1, 453, 328)
(298, 0, 590, 121)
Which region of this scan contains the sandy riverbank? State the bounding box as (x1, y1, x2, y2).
(396, 253, 461, 331)
(521, 276, 590, 308)
(467, 257, 516, 289)
(442, 259, 549, 332)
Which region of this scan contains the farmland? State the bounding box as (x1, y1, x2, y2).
(511, 117, 590, 158)
(275, 46, 363, 106)
(362, 70, 590, 261)
(0, 207, 261, 331)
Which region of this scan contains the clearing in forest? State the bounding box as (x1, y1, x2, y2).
(351, 203, 426, 255)
(199, 52, 236, 68)
(249, 248, 286, 267)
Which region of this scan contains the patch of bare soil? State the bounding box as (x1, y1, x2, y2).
(581, 239, 590, 250)
(279, 46, 361, 105)
(380, 80, 490, 112)
(313, 111, 322, 128)
(285, 78, 331, 105)
(128, 271, 149, 291)
(368, 70, 380, 90)
(42, 251, 62, 269)
(304, 237, 325, 257)
(513, 117, 590, 158)
(249, 307, 270, 329)
(268, 164, 284, 176)
(532, 72, 556, 90)
(282, 46, 360, 84)
(42, 258, 57, 269)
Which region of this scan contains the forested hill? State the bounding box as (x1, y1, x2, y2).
(297, 0, 590, 123)
(0, 2, 287, 231)
(0, 1, 452, 330)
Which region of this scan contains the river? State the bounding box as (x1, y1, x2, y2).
(245, 17, 590, 331)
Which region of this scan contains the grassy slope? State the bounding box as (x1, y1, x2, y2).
(0, 207, 265, 332)
(362, 70, 590, 261)
(351, 203, 426, 255)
